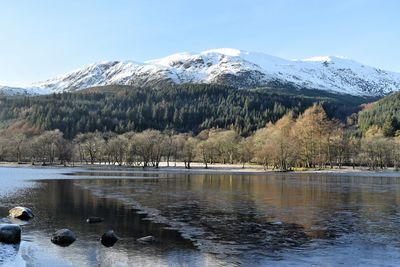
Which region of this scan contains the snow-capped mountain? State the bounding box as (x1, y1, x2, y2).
(0, 85, 55, 96)
(2, 48, 400, 96)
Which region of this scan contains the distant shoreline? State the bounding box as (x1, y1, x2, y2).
(1, 161, 400, 177)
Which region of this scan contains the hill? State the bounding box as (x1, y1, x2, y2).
(358, 91, 400, 135)
(0, 84, 373, 139)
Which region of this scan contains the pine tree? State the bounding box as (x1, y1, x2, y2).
(382, 117, 396, 137)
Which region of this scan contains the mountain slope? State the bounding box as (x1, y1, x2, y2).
(358, 91, 400, 134)
(0, 84, 371, 138)
(2, 48, 400, 96)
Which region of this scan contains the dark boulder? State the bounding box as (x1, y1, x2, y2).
(86, 217, 104, 224)
(0, 224, 21, 244)
(51, 229, 76, 247)
(100, 230, 119, 247)
(9, 207, 34, 221)
(137, 235, 157, 244)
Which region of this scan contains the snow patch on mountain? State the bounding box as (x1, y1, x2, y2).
(0, 86, 52, 96)
(302, 56, 337, 62)
(1, 48, 400, 96)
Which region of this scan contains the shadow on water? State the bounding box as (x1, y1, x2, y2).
(9, 179, 194, 246)
(0, 179, 201, 266)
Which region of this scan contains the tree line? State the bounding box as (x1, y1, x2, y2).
(0, 84, 368, 139)
(1, 104, 399, 171)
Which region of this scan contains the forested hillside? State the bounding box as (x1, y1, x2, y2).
(1, 104, 398, 171)
(358, 91, 400, 136)
(0, 84, 370, 139)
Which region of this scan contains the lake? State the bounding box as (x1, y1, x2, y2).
(1, 167, 400, 266)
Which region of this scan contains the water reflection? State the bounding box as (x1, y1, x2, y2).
(68, 173, 400, 265)
(0, 179, 223, 266)
(0, 243, 19, 265)
(1, 171, 400, 266)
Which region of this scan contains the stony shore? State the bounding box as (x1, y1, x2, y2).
(1, 161, 399, 176)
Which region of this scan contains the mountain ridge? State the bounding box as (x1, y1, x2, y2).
(1, 48, 400, 96)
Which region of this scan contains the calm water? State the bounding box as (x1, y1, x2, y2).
(1, 167, 400, 266)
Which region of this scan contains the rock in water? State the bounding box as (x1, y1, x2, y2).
(51, 229, 76, 247)
(86, 217, 104, 224)
(9, 207, 34, 221)
(101, 230, 119, 247)
(137, 235, 157, 244)
(0, 224, 21, 244)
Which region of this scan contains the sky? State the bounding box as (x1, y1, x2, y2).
(0, 0, 399, 86)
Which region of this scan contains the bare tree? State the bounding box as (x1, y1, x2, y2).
(238, 138, 253, 169)
(182, 136, 197, 169)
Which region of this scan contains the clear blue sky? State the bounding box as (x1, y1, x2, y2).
(0, 0, 399, 86)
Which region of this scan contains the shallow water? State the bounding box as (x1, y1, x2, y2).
(1, 167, 400, 266)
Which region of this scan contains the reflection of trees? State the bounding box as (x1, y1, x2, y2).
(103, 174, 312, 255)
(17, 180, 194, 249)
(143, 173, 400, 247)
(10, 173, 400, 263)
(244, 174, 400, 239)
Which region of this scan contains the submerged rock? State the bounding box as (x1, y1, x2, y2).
(9, 207, 34, 221)
(86, 217, 104, 224)
(0, 224, 21, 244)
(137, 235, 157, 244)
(101, 230, 119, 247)
(51, 229, 76, 247)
